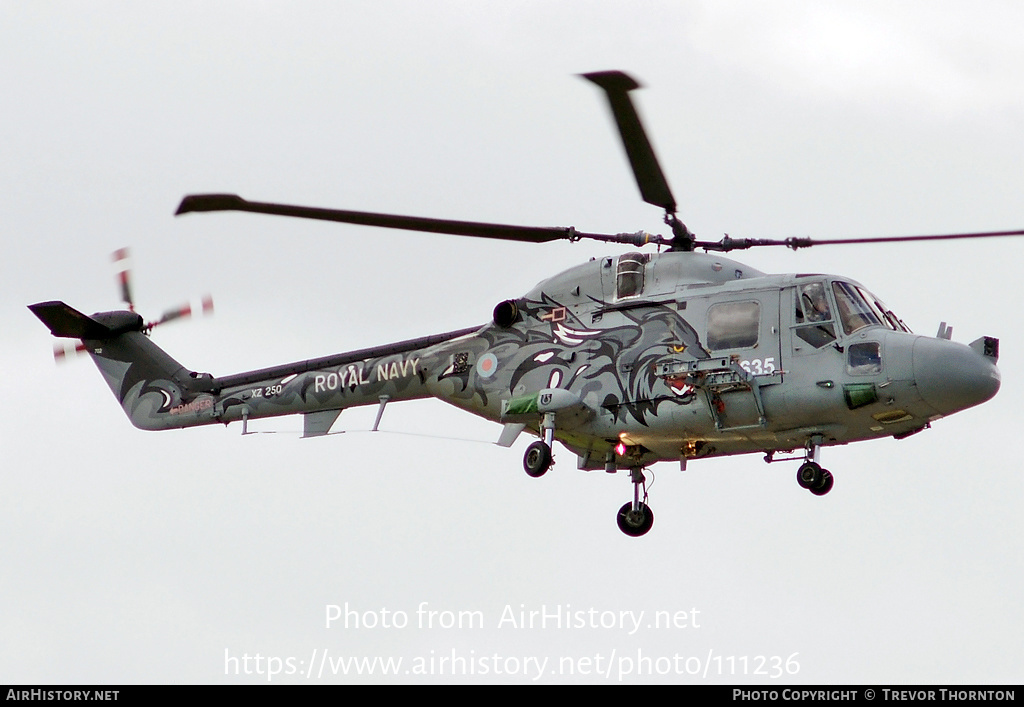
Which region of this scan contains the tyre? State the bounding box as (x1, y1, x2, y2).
(616, 501, 654, 537)
(523, 441, 552, 477)
(810, 469, 834, 496)
(797, 461, 822, 490)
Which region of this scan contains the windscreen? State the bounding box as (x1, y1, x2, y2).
(831, 281, 911, 334)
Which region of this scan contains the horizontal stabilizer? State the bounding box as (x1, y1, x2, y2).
(303, 409, 342, 438)
(28, 301, 111, 339)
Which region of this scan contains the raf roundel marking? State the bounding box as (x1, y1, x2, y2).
(477, 353, 498, 378)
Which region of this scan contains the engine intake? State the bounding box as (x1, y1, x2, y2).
(493, 299, 520, 328)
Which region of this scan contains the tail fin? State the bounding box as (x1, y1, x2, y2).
(29, 301, 218, 430)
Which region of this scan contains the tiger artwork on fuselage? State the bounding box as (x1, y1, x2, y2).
(438, 294, 711, 428)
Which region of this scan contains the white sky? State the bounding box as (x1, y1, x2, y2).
(2, 1, 1022, 684)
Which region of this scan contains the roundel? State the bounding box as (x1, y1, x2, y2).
(477, 353, 499, 378)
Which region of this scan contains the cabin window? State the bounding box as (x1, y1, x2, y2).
(707, 301, 760, 350)
(615, 253, 647, 299)
(847, 342, 882, 375)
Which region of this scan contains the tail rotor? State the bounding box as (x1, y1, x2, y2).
(51, 248, 213, 362)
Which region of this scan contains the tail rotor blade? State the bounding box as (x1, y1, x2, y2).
(53, 340, 87, 363)
(159, 303, 192, 324)
(112, 247, 134, 312)
(147, 303, 192, 331)
(146, 296, 213, 332)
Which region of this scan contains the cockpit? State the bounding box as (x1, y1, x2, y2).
(793, 279, 910, 353)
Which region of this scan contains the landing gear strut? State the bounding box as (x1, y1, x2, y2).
(796, 439, 833, 496)
(617, 468, 654, 537)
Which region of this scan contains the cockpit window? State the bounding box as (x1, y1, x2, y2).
(831, 281, 911, 335)
(860, 288, 911, 333)
(794, 282, 838, 348)
(615, 253, 647, 299)
(795, 282, 832, 323)
(832, 281, 883, 335)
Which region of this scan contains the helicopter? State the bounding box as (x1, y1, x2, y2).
(29, 70, 1012, 536)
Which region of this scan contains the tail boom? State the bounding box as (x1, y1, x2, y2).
(30, 301, 481, 432)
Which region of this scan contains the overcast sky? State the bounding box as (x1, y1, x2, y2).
(2, 1, 1022, 684)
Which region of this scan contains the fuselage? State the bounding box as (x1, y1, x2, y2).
(457, 250, 1000, 468)
(62, 250, 1000, 472)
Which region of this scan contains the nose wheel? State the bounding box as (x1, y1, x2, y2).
(794, 437, 834, 496)
(796, 461, 834, 496)
(617, 468, 654, 536)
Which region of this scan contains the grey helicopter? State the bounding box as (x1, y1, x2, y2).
(30, 71, 1010, 536)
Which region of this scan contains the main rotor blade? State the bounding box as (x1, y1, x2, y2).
(176, 193, 665, 247)
(697, 229, 1024, 252)
(581, 71, 677, 215)
(797, 229, 1024, 248)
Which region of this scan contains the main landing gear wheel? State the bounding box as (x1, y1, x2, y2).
(797, 461, 833, 496)
(617, 467, 654, 536)
(523, 441, 552, 477)
(617, 502, 654, 537)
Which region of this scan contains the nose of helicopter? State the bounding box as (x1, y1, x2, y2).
(913, 337, 1001, 416)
